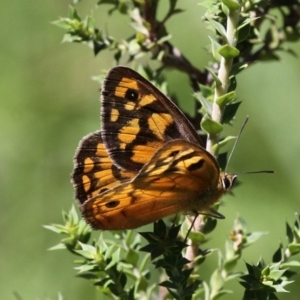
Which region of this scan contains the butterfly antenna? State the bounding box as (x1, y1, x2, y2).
(235, 170, 275, 175)
(224, 116, 249, 173)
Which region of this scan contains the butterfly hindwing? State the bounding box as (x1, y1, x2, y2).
(101, 67, 202, 172)
(81, 140, 222, 230)
(72, 131, 136, 205)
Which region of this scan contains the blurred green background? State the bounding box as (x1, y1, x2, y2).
(1, 1, 300, 299)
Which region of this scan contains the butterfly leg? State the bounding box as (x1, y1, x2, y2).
(184, 211, 200, 244)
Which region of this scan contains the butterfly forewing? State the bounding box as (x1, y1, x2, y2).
(101, 67, 202, 171)
(81, 140, 223, 230)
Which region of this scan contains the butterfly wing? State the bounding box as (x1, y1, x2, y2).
(81, 140, 222, 230)
(101, 66, 202, 172)
(72, 131, 136, 205)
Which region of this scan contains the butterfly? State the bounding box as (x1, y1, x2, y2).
(71, 66, 237, 230)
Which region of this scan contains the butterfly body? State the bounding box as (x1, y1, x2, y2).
(72, 67, 236, 230)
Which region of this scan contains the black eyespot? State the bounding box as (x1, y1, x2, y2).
(187, 159, 205, 172)
(125, 88, 139, 101)
(105, 201, 120, 208)
(169, 150, 180, 157)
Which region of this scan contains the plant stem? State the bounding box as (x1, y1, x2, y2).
(206, 7, 240, 153)
(186, 3, 241, 268)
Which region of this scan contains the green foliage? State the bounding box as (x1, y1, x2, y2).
(48, 208, 300, 299)
(45, 206, 91, 253)
(201, 117, 224, 135)
(141, 221, 201, 299)
(48, 0, 300, 299)
(47, 208, 155, 299)
(53, 6, 115, 55)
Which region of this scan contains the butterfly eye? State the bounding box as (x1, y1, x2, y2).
(222, 174, 237, 191)
(222, 177, 231, 190)
(125, 88, 139, 101)
(105, 200, 120, 208)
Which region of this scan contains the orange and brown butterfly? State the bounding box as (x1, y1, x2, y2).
(71, 66, 237, 230)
